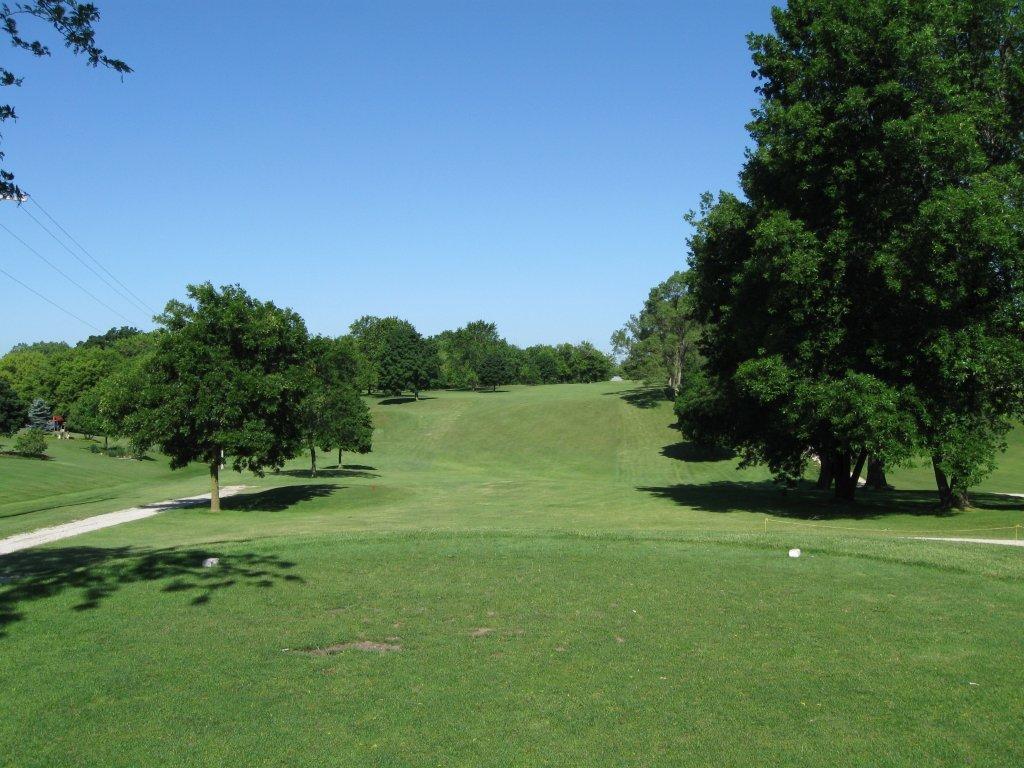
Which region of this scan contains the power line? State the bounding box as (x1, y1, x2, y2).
(0, 221, 134, 324)
(21, 205, 151, 319)
(0, 266, 101, 332)
(27, 196, 158, 316)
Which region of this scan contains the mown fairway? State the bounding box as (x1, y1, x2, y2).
(1, 382, 1022, 766)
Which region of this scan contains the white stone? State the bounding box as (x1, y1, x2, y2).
(788, 548, 801, 558)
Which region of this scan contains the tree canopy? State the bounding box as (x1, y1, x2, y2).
(612, 271, 699, 397)
(129, 283, 309, 510)
(679, 0, 1024, 504)
(0, 378, 23, 438)
(296, 335, 373, 476)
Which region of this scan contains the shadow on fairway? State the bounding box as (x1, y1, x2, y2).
(378, 396, 437, 405)
(638, 481, 1024, 520)
(606, 387, 668, 410)
(281, 467, 380, 479)
(661, 441, 736, 463)
(222, 483, 339, 512)
(0, 545, 303, 637)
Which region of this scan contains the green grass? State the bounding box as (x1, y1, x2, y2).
(0, 439, 208, 538)
(1, 382, 1022, 766)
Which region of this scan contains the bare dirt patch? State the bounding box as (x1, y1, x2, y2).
(297, 641, 401, 655)
(469, 627, 493, 638)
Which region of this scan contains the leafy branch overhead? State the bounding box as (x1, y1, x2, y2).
(0, 1, 131, 197)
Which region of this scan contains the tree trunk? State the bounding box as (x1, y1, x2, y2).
(668, 343, 684, 399)
(310, 444, 317, 477)
(851, 449, 868, 489)
(866, 457, 890, 490)
(932, 456, 968, 510)
(338, 447, 343, 467)
(104, 434, 108, 451)
(815, 453, 833, 490)
(833, 449, 866, 501)
(209, 461, 221, 512)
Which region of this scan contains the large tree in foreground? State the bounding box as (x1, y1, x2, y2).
(681, 0, 1024, 504)
(131, 284, 308, 510)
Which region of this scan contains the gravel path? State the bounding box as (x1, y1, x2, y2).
(0, 486, 246, 556)
(913, 537, 1024, 547)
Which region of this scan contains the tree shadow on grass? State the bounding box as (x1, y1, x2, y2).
(378, 396, 437, 405)
(661, 441, 736, 463)
(604, 387, 668, 410)
(281, 467, 380, 479)
(637, 481, 1024, 521)
(221, 483, 340, 513)
(0, 545, 303, 637)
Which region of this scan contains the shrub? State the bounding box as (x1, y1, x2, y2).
(14, 428, 47, 457)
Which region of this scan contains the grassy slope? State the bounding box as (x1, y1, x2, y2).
(6, 382, 1020, 543)
(1, 382, 1022, 766)
(0, 442, 208, 538)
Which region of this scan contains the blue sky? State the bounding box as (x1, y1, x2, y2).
(1, 0, 776, 353)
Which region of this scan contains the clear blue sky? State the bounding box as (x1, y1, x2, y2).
(1, 0, 776, 353)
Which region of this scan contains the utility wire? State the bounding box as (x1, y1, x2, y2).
(0, 221, 134, 324)
(21, 205, 151, 319)
(0, 266, 101, 331)
(27, 196, 158, 316)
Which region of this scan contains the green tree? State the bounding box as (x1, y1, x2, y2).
(77, 326, 141, 349)
(682, 0, 1024, 504)
(296, 336, 373, 476)
(13, 428, 46, 457)
(525, 345, 561, 384)
(348, 315, 385, 395)
(0, 378, 24, 442)
(0, 349, 57, 403)
(52, 344, 119, 415)
(0, 1, 131, 198)
(129, 283, 308, 510)
(612, 271, 699, 396)
(478, 346, 513, 391)
(334, 387, 373, 467)
(570, 342, 613, 383)
(376, 318, 433, 398)
(438, 321, 502, 389)
(67, 383, 107, 442)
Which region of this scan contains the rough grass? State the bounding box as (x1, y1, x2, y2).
(1, 382, 1022, 766)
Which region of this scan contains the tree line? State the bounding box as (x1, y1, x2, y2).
(348, 316, 612, 396)
(622, 1, 1024, 509)
(0, 285, 614, 507)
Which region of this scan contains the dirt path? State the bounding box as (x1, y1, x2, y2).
(0, 486, 246, 556)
